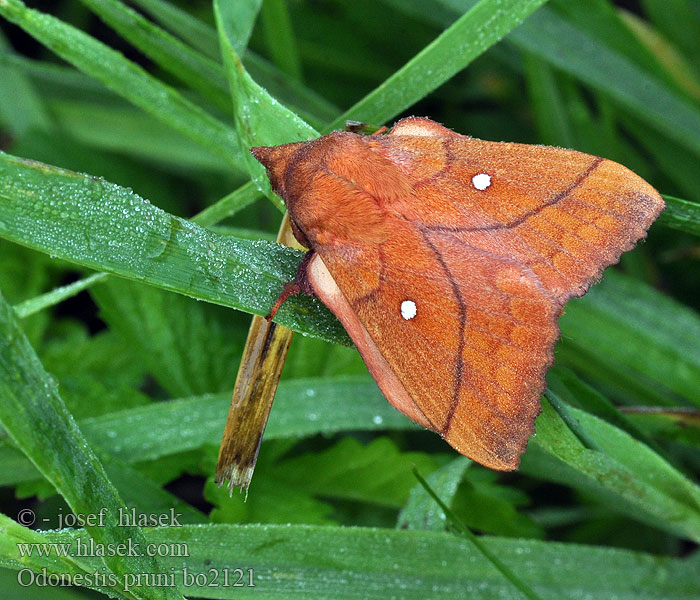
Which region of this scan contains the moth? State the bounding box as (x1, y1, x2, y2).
(252, 117, 664, 470)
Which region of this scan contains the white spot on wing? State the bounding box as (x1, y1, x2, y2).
(401, 300, 417, 320)
(472, 173, 491, 190)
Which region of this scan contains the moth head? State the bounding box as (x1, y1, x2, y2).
(251, 142, 306, 199)
(252, 133, 410, 248)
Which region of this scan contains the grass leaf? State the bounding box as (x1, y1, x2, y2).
(526, 400, 700, 543)
(398, 457, 471, 531)
(77, 0, 232, 113)
(0, 152, 346, 343)
(329, 0, 550, 129)
(215, 0, 317, 202)
(7, 523, 697, 599)
(0, 289, 183, 599)
(0, 0, 241, 166)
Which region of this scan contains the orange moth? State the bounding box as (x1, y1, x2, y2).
(252, 117, 664, 470)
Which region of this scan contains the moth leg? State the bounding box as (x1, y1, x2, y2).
(266, 250, 317, 320)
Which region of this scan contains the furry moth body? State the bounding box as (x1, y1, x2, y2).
(252, 117, 664, 470)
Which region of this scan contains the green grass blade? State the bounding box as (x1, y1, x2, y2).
(215, 0, 317, 203)
(0, 514, 133, 599)
(554, 0, 683, 90)
(0, 443, 42, 485)
(0, 152, 346, 343)
(389, 2, 700, 161)
(77, 0, 232, 113)
(129, 0, 220, 59)
(99, 457, 206, 525)
(621, 9, 700, 103)
(0, 52, 110, 99)
(217, 0, 262, 56)
(545, 389, 603, 453)
(510, 7, 700, 160)
(0, 376, 412, 485)
(3, 360, 699, 543)
(13, 272, 107, 318)
(571, 404, 700, 514)
(89, 377, 407, 456)
(47, 98, 232, 172)
(13, 523, 699, 599)
(261, 0, 302, 80)
(559, 270, 700, 406)
(641, 0, 700, 70)
(527, 400, 700, 543)
(547, 366, 668, 460)
(0, 0, 242, 166)
(411, 468, 542, 600)
(244, 51, 340, 127)
(624, 113, 700, 203)
(398, 457, 471, 531)
(328, 0, 549, 129)
(129, 0, 337, 126)
(0, 289, 183, 600)
(523, 52, 575, 147)
(192, 181, 262, 226)
(0, 32, 51, 136)
(658, 195, 700, 237)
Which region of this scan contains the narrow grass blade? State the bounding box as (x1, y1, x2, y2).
(412, 468, 542, 600)
(130, 0, 337, 125)
(0, 289, 183, 600)
(46, 98, 232, 172)
(8, 523, 695, 599)
(261, 0, 302, 80)
(0, 152, 347, 344)
(218, 0, 262, 56)
(129, 0, 220, 59)
(658, 195, 700, 237)
(0, 376, 412, 485)
(398, 457, 471, 531)
(0, 32, 51, 135)
(526, 400, 700, 543)
(523, 53, 575, 147)
(329, 0, 549, 129)
(77, 0, 232, 113)
(13, 272, 107, 318)
(510, 7, 700, 160)
(192, 181, 262, 227)
(165, 525, 697, 600)
(0, 0, 242, 166)
(215, 0, 317, 202)
(388, 2, 700, 161)
(0, 514, 133, 599)
(559, 270, 700, 406)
